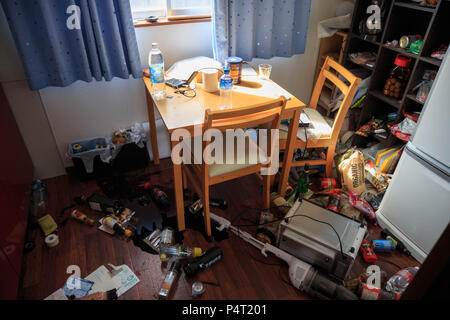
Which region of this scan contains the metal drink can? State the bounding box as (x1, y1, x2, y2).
(400, 35, 423, 49)
(320, 178, 339, 189)
(372, 239, 394, 252)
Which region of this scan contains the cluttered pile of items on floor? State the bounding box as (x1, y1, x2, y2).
(29, 128, 419, 301)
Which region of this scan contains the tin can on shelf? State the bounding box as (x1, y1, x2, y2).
(226, 56, 243, 85)
(399, 35, 422, 49)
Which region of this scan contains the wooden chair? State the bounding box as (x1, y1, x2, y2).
(181, 97, 288, 238)
(279, 57, 361, 184)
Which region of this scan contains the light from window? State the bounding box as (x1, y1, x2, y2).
(169, 0, 212, 10)
(130, 0, 211, 20)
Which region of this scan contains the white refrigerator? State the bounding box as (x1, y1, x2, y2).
(377, 53, 450, 263)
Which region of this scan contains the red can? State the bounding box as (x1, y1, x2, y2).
(327, 193, 341, 213)
(320, 178, 338, 189)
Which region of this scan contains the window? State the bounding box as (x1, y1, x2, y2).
(130, 0, 212, 20)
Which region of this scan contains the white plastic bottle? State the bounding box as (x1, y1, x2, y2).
(149, 43, 166, 100)
(219, 68, 233, 109)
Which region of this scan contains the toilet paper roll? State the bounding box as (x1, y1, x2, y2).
(203, 69, 219, 93)
(45, 234, 59, 248)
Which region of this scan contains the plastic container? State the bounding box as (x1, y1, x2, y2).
(149, 43, 166, 100)
(219, 69, 233, 109)
(225, 56, 243, 84)
(383, 54, 412, 99)
(159, 245, 202, 261)
(68, 137, 111, 179)
(386, 266, 419, 295)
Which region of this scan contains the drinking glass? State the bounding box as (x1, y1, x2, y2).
(259, 64, 272, 80)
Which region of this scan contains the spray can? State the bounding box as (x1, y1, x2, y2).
(372, 239, 394, 252)
(183, 246, 222, 277)
(71, 210, 95, 226)
(158, 260, 181, 299)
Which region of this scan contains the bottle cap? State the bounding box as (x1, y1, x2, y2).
(160, 253, 167, 261)
(193, 247, 203, 257)
(152, 43, 159, 49)
(394, 54, 411, 67)
(223, 68, 230, 74)
(124, 229, 132, 237)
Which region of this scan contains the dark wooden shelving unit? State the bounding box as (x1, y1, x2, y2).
(343, 0, 449, 149)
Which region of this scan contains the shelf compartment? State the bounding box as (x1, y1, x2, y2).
(420, 56, 442, 67)
(406, 94, 425, 105)
(382, 2, 432, 47)
(383, 45, 420, 60)
(394, 1, 436, 13)
(421, 0, 450, 60)
(369, 90, 402, 109)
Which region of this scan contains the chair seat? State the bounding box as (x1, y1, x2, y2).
(181, 132, 268, 177)
(279, 108, 332, 141)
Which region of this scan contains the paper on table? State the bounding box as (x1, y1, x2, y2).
(234, 79, 292, 100)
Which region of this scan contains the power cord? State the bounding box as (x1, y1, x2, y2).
(235, 204, 346, 260)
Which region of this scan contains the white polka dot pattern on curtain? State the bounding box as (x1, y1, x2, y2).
(1, 0, 142, 90)
(213, 0, 311, 64)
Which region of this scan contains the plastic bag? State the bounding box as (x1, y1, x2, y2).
(338, 150, 366, 195)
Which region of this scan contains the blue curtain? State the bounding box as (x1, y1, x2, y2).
(1, 0, 142, 90)
(213, 0, 311, 64)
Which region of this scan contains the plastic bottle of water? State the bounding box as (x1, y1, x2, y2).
(31, 180, 47, 218)
(219, 68, 233, 109)
(149, 43, 166, 100)
(385, 266, 419, 295)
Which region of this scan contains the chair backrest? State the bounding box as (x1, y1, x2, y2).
(199, 96, 287, 175)
(309, 57, 361, 140)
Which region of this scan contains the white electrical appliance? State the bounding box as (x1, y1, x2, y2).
(377, 53, 450, 263)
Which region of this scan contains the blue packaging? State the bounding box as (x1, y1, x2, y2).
(372, 239, 394, 252)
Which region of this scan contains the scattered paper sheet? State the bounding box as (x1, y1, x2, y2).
(62, 276, 94, 299)
(108, 264, 140, 297)
(85, 265, 122, 294)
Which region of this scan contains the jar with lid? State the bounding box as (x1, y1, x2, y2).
(383, 54, 412, 99)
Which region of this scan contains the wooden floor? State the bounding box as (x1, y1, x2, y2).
(18, 159, 419, 300)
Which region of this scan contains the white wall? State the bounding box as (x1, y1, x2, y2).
(0, 0, 346, 179)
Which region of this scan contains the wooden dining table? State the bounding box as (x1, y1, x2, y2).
(143, 73, 306, 232)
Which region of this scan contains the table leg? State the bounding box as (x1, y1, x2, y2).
(145, 90, 160, 165)
(171, 139, 186, 232)
(278, 109, 300, 197)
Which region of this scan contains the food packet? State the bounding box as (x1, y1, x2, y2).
(365, 161, 390, 193)
(338, 150, 366, 195)
(349, 192, 377, 225)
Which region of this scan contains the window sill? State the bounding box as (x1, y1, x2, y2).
(134, 15, 211, 28)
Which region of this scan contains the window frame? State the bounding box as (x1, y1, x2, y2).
(130, 0, 211, 20)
